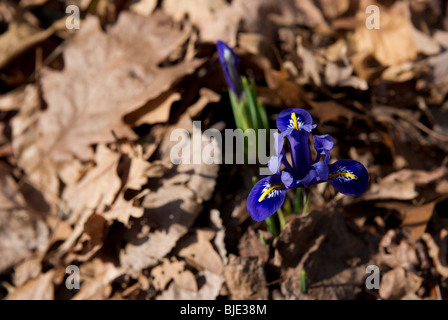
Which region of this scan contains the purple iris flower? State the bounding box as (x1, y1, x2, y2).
(247, 108, 369, 221)
(216, 40, 243, 98)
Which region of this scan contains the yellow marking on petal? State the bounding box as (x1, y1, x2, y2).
(258, 185, 283, 202)
(291, 112, 299, 130)
(328, 172, 358, 180)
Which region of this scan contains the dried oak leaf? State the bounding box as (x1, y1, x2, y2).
(39, 11, 202, 161)
(224, 254, 268, 300)
(119, 115, 218, 272)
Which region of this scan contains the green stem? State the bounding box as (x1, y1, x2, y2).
(301, 270, 307, 293)
(259, 232, 267, 245)
(278, 208, 286, 230)
(228, 90, 245, 130)
(302, 189, 311, 215)
(265, 216, 278, 238)
(295, 188, 303, 213)
(242, 76, 260, 130)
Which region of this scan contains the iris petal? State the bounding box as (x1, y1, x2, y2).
(314, 134, 334, 163)
(287, 129, 312, 178)
(216, 40, 243, 97)
(328, 159, 369, 196)
(247, 175, 287, 221)
(312, 161, 329, 181)
(276, 108, 316, 133)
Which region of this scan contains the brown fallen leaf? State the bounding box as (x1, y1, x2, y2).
(157, 270, 223, 300)
(401, 202, 436, 242)
(62, 144, 121, 225)
(210, 209, 228, 266)
(162, 0, 226, 26)
(150, 257, 197, 292)
(177, 229, 224, 275)
(125, 90, 181, 126)
(72, 259, 123, 300)
(38, 11, 202, 161)
(0, 209, 49, 274)
(0, 18, 66, 70)
(6, 270, 54, 300)
(13, 256, 42, 288)
(199, 0, 317, 46)
(316, 0, 354, 20)
(102, 194, 144, 226)
(379, 267, 422, 300)
(377, 230, 419, 269)
(352, 1, 418, 67)
(275, 210, 378, 300)
(309, 100, 363, 125)
(120, 114, 218, 272)
(238, 227, 269, 264)
(130, 0, 158, 16)
(0, 163, 25, 210)
(421, 233, 448, 279)
(362, 180, 417, 201)
(224, 254, 268, 300)
(0, 85, 37, 111)
(382, 167, 448, 186)
(11, 84, 59, 213)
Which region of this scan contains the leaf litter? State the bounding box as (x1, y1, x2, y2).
(1, 0, 448, 300)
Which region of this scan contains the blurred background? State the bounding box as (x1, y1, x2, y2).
(0, 0, 448, 300)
